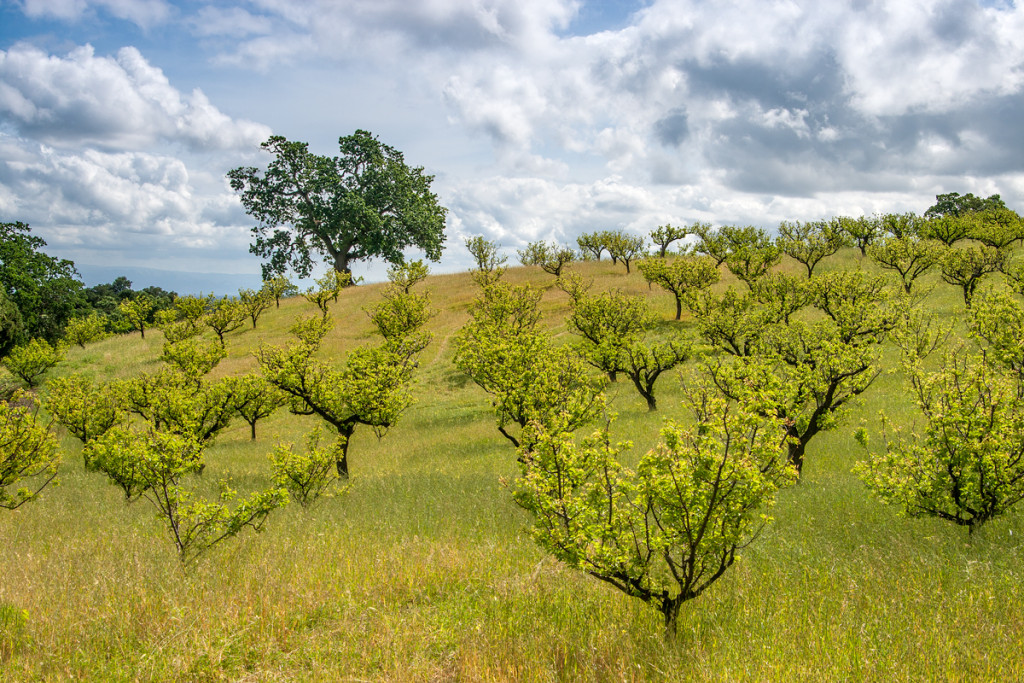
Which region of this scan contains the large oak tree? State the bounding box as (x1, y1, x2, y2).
(228, 131, 447, 280)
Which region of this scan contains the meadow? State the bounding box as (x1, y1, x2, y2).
(1, 249, 1022, 681)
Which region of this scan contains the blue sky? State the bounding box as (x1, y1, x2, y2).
(2, 0, 1023, 293)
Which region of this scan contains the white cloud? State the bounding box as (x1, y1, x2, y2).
(0, 44, 270, 152)
(20, 0, 171, 28)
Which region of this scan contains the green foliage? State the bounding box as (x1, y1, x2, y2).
(270, 426, 345, 506)
(386, 259, 429, 294)
(0, 288, 25, 358)
(228, 131, 447, 279)
(0, 221, 85, 343)
(604, 231, 646, 274)
(0, 394, 60, 510)
(121, 367, 238, 447)
(696, 271, 897, 473)
(62, 313, 109, 348)
(303, 285, 335, 318)
(256, 313, 425, 477)
(261, 276, 297, 308)
(465, 236, 507, 285)
(226, 373, 288, 440)
(454, 281, 603, 449)
(160, 337, 226, 386)
(835, 215, 882, 255)
(45, 374, 125, 446)
(920, 214, 972, 246)
(748, 272, 811, 324)
(576, 232, 607, 261)
(174, 294, 214, 324)
(85, 425, 287, 562)
(685, 287, 772, 356)
(880, 212, 929, 239)
(690, 222, 729, 265)
(637, 255, 720, 320)
(517, 241, 575, 277)
(867, 236, 946, 293)
(513, 388, 795, 634)
(857, 350, 1024, 535)
(238, 288, 273, 329)
(939, 243, 1006, 305)
(565, 287, 657, 381)
(649, 224, 689, 257)
(776, 219, 847, 277)
(2, 338, 65, 388)
(620, 339, 692, 411)
(118, 294, 156, 339)
(366, 289, 432, 349)
(203, 297, 246, 346)
(723, 227, 782, 287)
(969, 207, 1024, 249)
(924, 191, 1006, 218)
(966, 289, 1024, 378)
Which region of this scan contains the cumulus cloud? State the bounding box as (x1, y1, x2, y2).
(20, 0, 171, 28)
(0, 134, 253, 267)
(0, 44, 270, 152)
(5, 0, 1024, 284)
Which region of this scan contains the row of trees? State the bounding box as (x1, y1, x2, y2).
(1, 262, 433, 563)
(454, 193, 1024, 633)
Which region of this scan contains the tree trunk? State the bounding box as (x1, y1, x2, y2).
(333, 252, 354, 285)
(249, 421, 257, 441)
(674, 296, 682, 321)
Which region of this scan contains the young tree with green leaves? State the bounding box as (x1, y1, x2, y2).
(857, 350, 1024, 536)
(228, 131, 448, 280)
(454, 281, 603, 450)
(226, 373, 288, 440)
(649, 224, 689, 257)
(564, 286, 657, 382)
(45, 374, 125, 447)
(238, 287, 273, 329)
(85, 425, 286, 562)
(518, 241, 575, 277)
(835, 215, 882, 256)
(723, 228, 782, 288)
(576, 232, 608, 261)
(203, 297, 247, 347)
(637, 255, 720, 320)
(969, 207, 1024, 249)
(262, 276, 297, 308)
(386, 259, 429, 294)
(2, 338, 65, 388)
(880, 212, 928, 239)
(513, 387, 795, 635)
(921, 215, 972, 246)
(605, 231, 646, 274)
(118, 294, 156, 339)
(270, 426, 344, 506)
(867, 236, 946, 293)
(62, 313, 109, 348)
(939, 243, 1006, 306)
(0, 394, 60, 510)
(690, 222, 729, 265)
(465, 236, 507, 284)
(776, 220, 847, 278)
(257, 301, 429, 477)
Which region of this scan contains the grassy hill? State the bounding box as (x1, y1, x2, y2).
(2, 251, 1022, 681)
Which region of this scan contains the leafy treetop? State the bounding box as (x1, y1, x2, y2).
(228, 131, 448, 280)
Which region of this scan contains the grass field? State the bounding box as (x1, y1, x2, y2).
(2, 250, 1023, 681)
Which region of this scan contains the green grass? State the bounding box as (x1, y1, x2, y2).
(2, 251, 1024, 680)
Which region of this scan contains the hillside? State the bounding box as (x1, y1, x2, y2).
(1, 251, 1022, 681)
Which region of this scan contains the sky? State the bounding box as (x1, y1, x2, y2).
(1, 0, 1023, 293)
